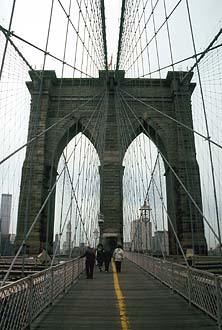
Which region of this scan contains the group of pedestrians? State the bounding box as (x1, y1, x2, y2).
(96, 244, 112, 272)
(81, 243, 124, 279)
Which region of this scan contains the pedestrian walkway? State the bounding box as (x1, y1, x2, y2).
(32, 259, 218, 330)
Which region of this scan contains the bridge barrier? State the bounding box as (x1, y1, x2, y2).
(126, 252, 222, 329)
(0, 257, 85, 330)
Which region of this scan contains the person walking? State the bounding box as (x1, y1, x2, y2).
(96, 243, 104, 272)
(113, 245, 124, 273)
(103, 248, 112, 272)
(80, 246, 96, 279)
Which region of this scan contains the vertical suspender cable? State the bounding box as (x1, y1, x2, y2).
(23, 0, 55, 251)
(116, 0, 126, 71)
(0, 0, 16, 80)
(185, 0, 222, 252)
(100, 0, 108, 70)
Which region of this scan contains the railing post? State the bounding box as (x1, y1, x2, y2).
(78, 257, 80, 278)
(72, 259, 74, 283)
(171, 263, 174, 291)
(161, 260, 164, 279)
(63, 263, 67, 292)
(28, 276, 33, 329)
(215, 275, 222, 330)
(188, 267, 191, 306)
(50, 268, 54, 305)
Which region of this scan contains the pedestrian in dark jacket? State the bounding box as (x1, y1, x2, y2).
(103, 249, 112, 272)
(96, 244, 104, 272)
(80, 246, 96, 279)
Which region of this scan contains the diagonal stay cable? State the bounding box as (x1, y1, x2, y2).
(51, 189, 74, 265)
(118, 91, 189, 263)
(120, 88, 222, 150)
(22, 0, 55, 247)
(1, 91, 106, 286)
(120, 0, 142, 72)
(79, 0, 106, 69)
(119, 89, 220, 244)
(117, 89, 159, 249)
(185, 0, 222, 251)
(60, 91, 105, 232)
(1, 162, 67, 287)
(53, 92, 106, 258)
(63, 95, 105, 229)
(0, 90, 105, 166)
(56, 0, 104, 71)
(0, 22, 40, 79)
(118, 96, 148, 194)
(182, 26, 222, 83)
(123, 0, 182, 73)
(0, 25, 93, 78)
(116, 0, 126, 70)
(51, 85, 106, 253)
(121, 42, 222, 83)
(100, 0, 108, 70)
(0, 0, 17, 80)
(61, 156, 90, 246)
(120, 0, 160, 71)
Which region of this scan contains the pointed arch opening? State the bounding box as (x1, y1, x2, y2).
(122, 133, 168, 256)
(53, 133, 100, 256)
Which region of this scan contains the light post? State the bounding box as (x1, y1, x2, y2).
(140, 199, 152, 253)
(98, 212, 104, 244)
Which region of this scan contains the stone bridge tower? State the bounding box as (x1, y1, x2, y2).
(16, 70, 207, 255)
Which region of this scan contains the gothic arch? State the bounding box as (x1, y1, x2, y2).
(16, 70, 207, 255)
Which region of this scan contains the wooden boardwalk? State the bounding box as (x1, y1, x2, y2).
(32, 259, 218, 330)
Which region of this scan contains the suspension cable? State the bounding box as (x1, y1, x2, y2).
(0, 25, 94, 78)
(116, 0, 126, 70)
(1, 90, 105, 285)
(0, 0, 17, 80)
(100, 0, 108, 70)
(119, 89, 220, 244)
(120, 88, 222, 150)
(118, 90, 188, 263)
(185, 0, 222, 251)
(0, 91, 105, 166)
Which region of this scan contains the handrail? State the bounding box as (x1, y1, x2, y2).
(126, 252, 222, 330)
(0, 257, 84, 330)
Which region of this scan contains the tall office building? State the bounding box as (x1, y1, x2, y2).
(62, 221, 72, 254)
(152, 230, 169, 256)
(53, 233, 60, 255)
(131, 218, 152, 252)
(0, 194, 12, 235)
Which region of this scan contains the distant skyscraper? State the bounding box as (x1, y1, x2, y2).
(66, 221, 72, 250)
(0, 194, 12, 235)
(62, 221, 72, 255)
(53, 233, 60, 255)
(152, 230, 169, 256)
(131, 218, 152, 252)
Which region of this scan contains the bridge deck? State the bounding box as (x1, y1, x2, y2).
(32, 259, 218, 330)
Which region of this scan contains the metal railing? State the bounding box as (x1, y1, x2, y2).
(0, 257, 84, 330)
(126, 252, 222, 329)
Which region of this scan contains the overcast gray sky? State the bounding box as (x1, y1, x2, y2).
(1, 1, 221, 72)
